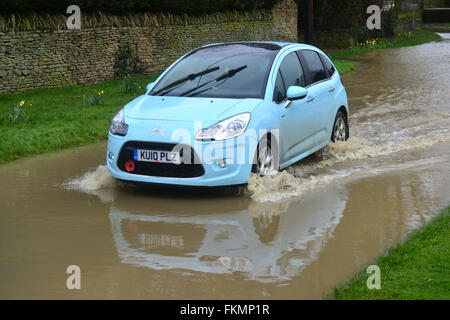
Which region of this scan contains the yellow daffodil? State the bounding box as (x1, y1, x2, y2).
(101, 90, 104, 94)
(20, 100, 24, 106)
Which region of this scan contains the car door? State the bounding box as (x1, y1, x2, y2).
(319, 53, 340, 143)
(299, 49, 335, 146)
(275, 51, 316, 163)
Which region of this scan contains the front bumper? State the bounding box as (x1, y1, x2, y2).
(107, 131, 257, 187)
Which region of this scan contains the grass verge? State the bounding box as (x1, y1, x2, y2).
(0, 74, 158, 163)
(333, 206, 450, 300)
(332, 59, 358, 75)
(329, 29, 441, 59)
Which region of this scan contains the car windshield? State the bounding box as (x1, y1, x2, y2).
(149, 43, 280, 99)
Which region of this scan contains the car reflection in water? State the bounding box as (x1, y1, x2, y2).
(109, 188, 347, 282)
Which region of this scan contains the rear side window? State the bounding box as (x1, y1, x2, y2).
(321, 54, 336, 78)
(302, 50, 327, 84)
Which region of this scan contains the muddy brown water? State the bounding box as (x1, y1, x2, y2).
(1, 35, 449, 299)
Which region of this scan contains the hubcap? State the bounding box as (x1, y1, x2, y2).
(334, 117, 346, 142)
(257, 146, 275, 176)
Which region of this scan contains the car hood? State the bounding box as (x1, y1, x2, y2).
(124, 95, 263, 122)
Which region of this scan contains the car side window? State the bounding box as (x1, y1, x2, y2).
(320, 53, 335, 78)
(273, 71, 286, 103)
(279, 52, 306, 89)
(303, 50, 327, 84)
(273, 52, 306, 103)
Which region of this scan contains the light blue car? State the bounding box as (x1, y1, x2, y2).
(107, 42, 349, 187)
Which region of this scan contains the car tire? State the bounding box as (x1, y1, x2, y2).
(331, 111, 349, 142)
(252, 135, 279, 176)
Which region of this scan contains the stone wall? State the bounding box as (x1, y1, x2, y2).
(0, 0, 297, 94)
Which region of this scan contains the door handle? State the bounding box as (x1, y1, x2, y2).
(328, 87, 335, 93)
(306, 96, 315, 103)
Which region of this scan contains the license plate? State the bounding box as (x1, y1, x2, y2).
(134, 149, 180, 164)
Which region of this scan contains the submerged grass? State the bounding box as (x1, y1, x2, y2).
(333, 206, 450, 300)
(0, 74, 158, 163)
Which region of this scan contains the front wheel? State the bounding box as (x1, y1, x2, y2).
(331, 111, 349, 142)
(252, 136, 279, 176)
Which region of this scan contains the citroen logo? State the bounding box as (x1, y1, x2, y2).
(151, 125, 166, 137)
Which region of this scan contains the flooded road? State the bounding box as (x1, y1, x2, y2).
(1, 34, 449, 299)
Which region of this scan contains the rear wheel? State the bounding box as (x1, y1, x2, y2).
(331, 111, 348, 142)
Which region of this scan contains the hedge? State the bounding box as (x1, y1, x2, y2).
(0, 0, 279, 15)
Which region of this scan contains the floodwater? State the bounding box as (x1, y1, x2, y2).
(1, 34, 449, 299)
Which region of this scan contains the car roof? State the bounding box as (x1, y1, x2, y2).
(200, 41, 318, 51)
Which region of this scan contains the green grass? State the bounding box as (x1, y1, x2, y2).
(334, 206, 450, 300)
(329, 29, 441, 59)
(0, 74, 158, 163)
(332, 59, 358, 75)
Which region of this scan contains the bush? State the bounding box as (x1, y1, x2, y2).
(312, 32, 354, 49)
(381, 9, 397, 38)
(350, 26, 382, 43)
(1, 0, 278, 14)
(346, 9, 396, 44)
(422, 9, 450, 23)
(113, 43, 144, 78)
(297, 0, 386, 31)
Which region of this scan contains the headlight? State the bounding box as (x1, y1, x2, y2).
(195, 113, 251, 141)
(110, 108, 128, 136)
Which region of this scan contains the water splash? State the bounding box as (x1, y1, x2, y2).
(248, 133, 449, 203)
(328, 136, 449, 161)
(248, 171, 351, 203)
(65, 165, 116, 191)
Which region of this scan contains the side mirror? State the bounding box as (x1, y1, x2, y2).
(285, 86, 308, 108)
(146, 82, 156, 92)
(286, 86, 308, 101)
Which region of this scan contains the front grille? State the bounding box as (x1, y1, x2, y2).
(117, 141, 205, 178)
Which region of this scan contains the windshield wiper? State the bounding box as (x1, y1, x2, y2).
(180, 65, 247, 97)
(152, 66, 220, 96)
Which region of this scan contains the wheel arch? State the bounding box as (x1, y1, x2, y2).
(338, 105, 350, 138)
(331, 106, 350, 141)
